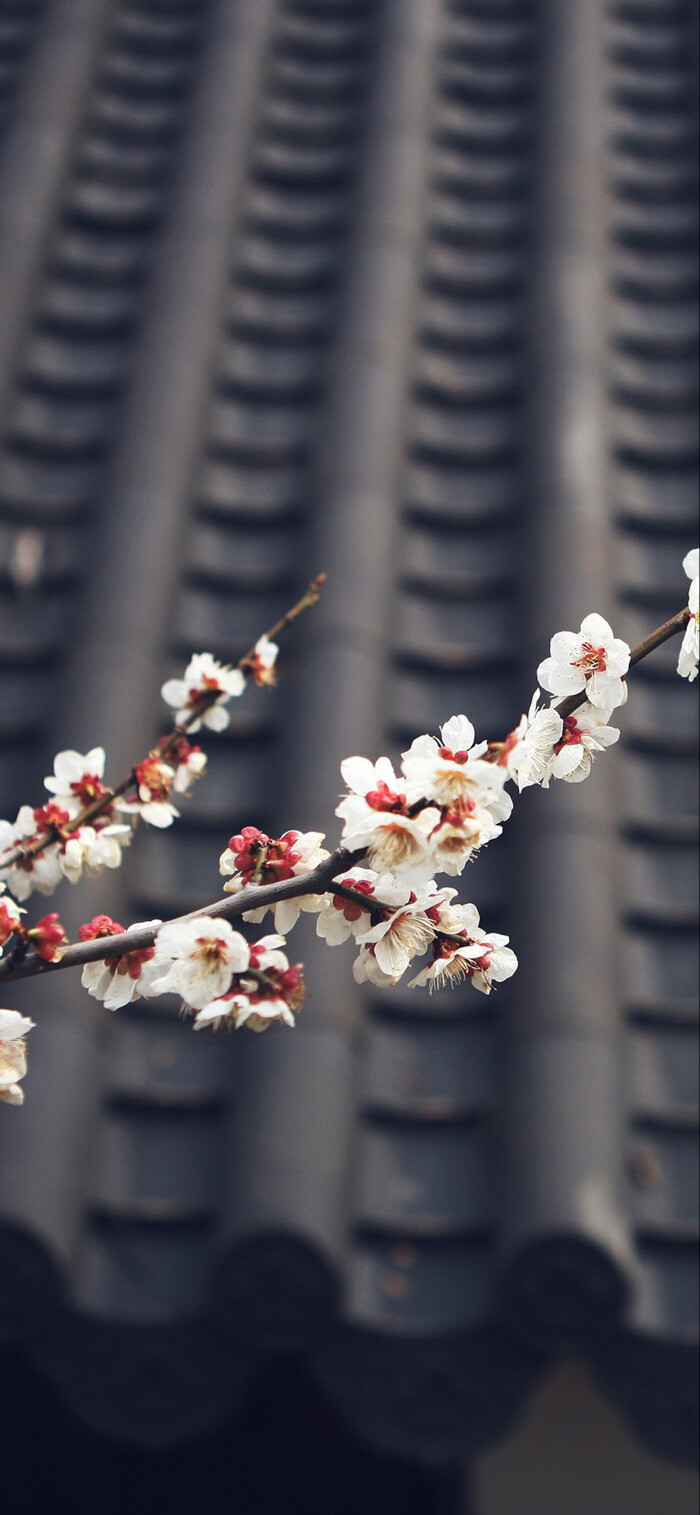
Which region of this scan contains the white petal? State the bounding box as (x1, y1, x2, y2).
(549, 631, 579, 662)
(0, 1009, 33, 1040)
(161, 678, 187, 708)
(103, 974, 140, 1011)
(273, 899, 302, 934)
(203, 704, 230, 732)
(340, 756, 378, 796)
(440, 714, 475, 751)
(580, 612, 614, 645)
(141, 802, 178, 829)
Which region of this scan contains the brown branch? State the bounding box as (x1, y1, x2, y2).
(0, 601, 691, 989)
(0, 848, 357, 984)
(0, 576, 326, 870)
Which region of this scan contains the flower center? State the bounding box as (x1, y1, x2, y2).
(187, 675, 220, 707)
(194, 936, 229, 967)
(71, 772, 106, 804)
(574, 641, 607, 676)
(554, 715, 583, 753)
(136, 757, 172, 802)
(368, 823, 419, 871)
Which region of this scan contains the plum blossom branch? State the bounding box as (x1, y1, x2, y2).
(0, 575, 325, 876)
(0, 847, 357, 984)
(0, 595, 692, 991)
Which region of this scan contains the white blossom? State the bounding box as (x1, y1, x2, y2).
(194, 935, 304, 1032)
(0, 884, 24, 951)
(336, 757, 438, 883)
(172, 745, 207, 795)
(400, 716, 488, 804)
(80, 918, 161, 1011)
(356, 810, 438, 885)
(0, 1008, 34, 1106)
(43, 747, 108, 817)
(678, 548, 699, 683)
(116, 756, 179, 829)
(507, 693, 564, 791)
(409, 904, 517, 995)
(161, 652, 245, 733)
(0, 807, 62, 901)
(548, 703, 620, 783)
(146, 916, 250, 1010)
(538, 613, 630, 710)
(353, 894, 436, 986)
(244, 635, 280, 688)
(59, 823, 132, 884)
(336, 755, 408, 837)
(428, 802, 503, 876)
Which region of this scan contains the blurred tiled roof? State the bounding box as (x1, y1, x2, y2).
(0, 0, 697, 1466)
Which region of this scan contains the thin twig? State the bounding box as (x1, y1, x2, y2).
(0, 849, 356, 984)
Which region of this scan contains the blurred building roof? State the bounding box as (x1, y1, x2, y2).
(0, 0, 697, 1467)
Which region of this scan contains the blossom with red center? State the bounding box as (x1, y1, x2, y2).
(33, 802, 72, 835)
(401, 715, 488, 806)
(166, 737, 208, 795)
(79, 915, 161, 1010)
(537, 614, 630, 709)
(0, 805, 63, 901)
(409, 904, 517, 995)
(28, 912, 67, 962)
(548, 703, 620, 784)
(242, 635, 280, 688)
(353, 889, 437, 986)
(336, 756, 441, 884)
(116, 754, 179, 829)
(146, 916, 250, 1010)
(427, 795, 503, 876)
(336, 756, 408, 832)
(44, 747, 109, 818)
(161, 652, 245, 733)
(194, 935, 305, 1033)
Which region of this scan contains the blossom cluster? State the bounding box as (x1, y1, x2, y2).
(503, 614, 631, 792)
(78, 913, 305, 1033)
(0, 556, 696, 1109)
(0, 645, 278, 914)
(218, 834, 517, 996)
